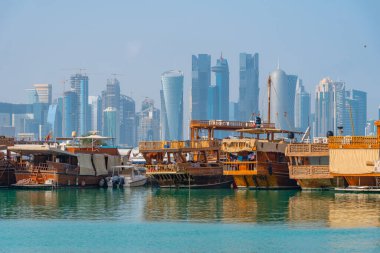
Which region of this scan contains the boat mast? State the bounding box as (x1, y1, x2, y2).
(267, 75, 271, 124)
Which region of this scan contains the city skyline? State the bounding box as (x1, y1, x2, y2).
(0, 1, 379, 120)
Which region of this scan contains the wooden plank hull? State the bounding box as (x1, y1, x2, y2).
(0, 168, 15, 186)
(231, 163, 298, 189)
(14, 170, 103, 187)
(150, 173, 233, 189)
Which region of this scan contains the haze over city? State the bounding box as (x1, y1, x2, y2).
(0, 0, 379, 120)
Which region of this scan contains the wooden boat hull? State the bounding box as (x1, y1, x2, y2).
(0, 167, 15, 186)
(295, 179, 337, 190)
(231, 163, 299, 189)
(151, 174, 233, 189)
(14, 170, 104, 187)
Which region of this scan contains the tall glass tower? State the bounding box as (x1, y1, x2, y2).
(315, 78, 345, 137)
(63, 90, 78, 137)
(160, 70, 183, 140)
(238, 53, 259, 121)
(191, 54, 211, 120)
(103, 107, 119, 144)
(269, 68, 297, 130)
(211, 55, 229, 120)
(294, 78, 311, 132)
(70, 73, 89, 136)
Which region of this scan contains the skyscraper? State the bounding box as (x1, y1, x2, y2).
(33, 84, 52, 104)
(344, 89, 367, 136)
(315, 78, 345, 137)
(120, 95, 136, 146)
(136, 98, 160, 142)
(103, 107, 119, 144)
(104, 78, 120, 110)
(269, 68, 297, 130)
(88, 96, 102, 132)
(63, 90, 78, 137)
(160, 70, 183, 140)
(294, 78, 311, 132)
(238, 53, 259, 121)
(191, 54, 211, 120)
(70, 73, 89, 136)
(211, 55, 229, 120)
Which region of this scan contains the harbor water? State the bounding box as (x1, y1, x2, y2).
(1, 188, 380, 252)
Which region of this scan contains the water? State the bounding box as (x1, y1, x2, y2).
(1, 188, 380, 252)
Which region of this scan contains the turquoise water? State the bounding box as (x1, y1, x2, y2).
(1, 189, 380, 252)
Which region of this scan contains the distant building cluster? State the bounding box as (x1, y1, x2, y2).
(0, 53, 371, 144)
(0, 75, 160, 146)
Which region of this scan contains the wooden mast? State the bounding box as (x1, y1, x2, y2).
(267, 76, 272, 141)
(267, 75, 271, 124)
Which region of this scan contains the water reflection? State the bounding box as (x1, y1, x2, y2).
(1, 188, 379, 228)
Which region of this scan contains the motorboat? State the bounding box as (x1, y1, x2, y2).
(106, 165, 147, 188)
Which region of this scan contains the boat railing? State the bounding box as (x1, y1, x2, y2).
(222, 161, 257, 171)
(146, 164, 179, 173)
(190, 120, 275, 129)
(328, 136, 380, 148)
(139, 140, 221, 151)
(289, 165, 331, 179)
(0, 136, 15, 147)
(145, 162, 217, 173)
(286, 143, 329, 154)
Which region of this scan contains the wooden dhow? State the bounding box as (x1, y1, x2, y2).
(139, 140, 233, 188)
(9, 134, 123, 188)
(285, 137, 337, 190)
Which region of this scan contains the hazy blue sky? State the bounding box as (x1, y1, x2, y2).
(0, 0, 379, 120)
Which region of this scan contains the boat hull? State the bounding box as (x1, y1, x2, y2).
(0, 167, 15, 186)
(151, 174, 233, 189)
(14, 170, 104, 187)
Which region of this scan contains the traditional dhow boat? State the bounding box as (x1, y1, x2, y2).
(139, 140, 233, 188)
(285, 137, 337, 190)
(0, 136, 16, 186)
(221, 128, 299, 189)
(9, 135, 122, 188)
(328, 121, 380, 191)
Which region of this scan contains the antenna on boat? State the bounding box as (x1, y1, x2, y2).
(267, 75, 271, 124)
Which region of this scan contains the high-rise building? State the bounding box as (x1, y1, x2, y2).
(25, 89, 38, 104)
(344, 89, 367, 136)
(211, 55, 229, 120)
(120, 95, 136, 146)
(104, 78, 120, 110)
(294, 78, 311, 132)
(269, 68, 297, 130)
(191, 54, 211, 120)
(103, 107, 119, 144)
(46, 104, 62, 138)
(88, 96, 102, 132)
(33, 84, 52, 104)
(70, 73, 89, 136)
(160, 70, 184, 140)
(63, 90, 78, 137)
(229, 102, 238, 121)
(315, 78, 345, 137)
(238, 53, 259, 121)
(136, 98, 160, 142)
(207, 85, 219, 120)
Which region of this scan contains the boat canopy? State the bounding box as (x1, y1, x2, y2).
(77, 153, 95, 176)
(221, 138, 287, 153)
(76, 135, 114, 140)
(330, 148, 380, 174)
(92, 154, 108, 176)
(8, 145, 76, 156)
(236, 128, 303, 135)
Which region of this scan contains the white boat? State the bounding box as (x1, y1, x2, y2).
(110, 165, 147, 188)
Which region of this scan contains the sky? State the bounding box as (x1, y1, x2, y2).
(0, 0, 379, 123)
